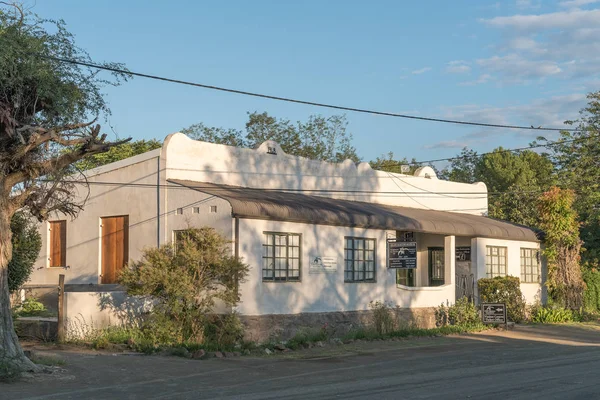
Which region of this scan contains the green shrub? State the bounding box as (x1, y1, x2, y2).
(436, 298, 480, 327)
(478, 276, 527, 323)
(8, 212, 42, 292)
(583, 268, 600, 312)
(369, 300, 396, 335)
(119, 227, 250, 347)
(13, 297, 47, 318)
(530, 305, 575, 323)
(449, 297, 480, 326)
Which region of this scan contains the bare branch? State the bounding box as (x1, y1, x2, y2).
(5, 124, 131, 189)
(0, 1, 24, 26)
(11, 119, 98, 161)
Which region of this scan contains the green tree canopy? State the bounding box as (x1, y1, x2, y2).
(7, 212, 41, 292)
(0, 3, 130, 375)
(182, 112, 360, 163)
(75, 139, 162, 170)
(539, 91, 600, 266)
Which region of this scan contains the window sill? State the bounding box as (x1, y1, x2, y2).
(396, 284, 451, 292)
(344, 280, 377, 284)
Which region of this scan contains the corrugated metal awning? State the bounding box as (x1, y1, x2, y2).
(170, 180, 540, 242)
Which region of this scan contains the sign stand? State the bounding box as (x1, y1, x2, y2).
(481, 303, 507, 329)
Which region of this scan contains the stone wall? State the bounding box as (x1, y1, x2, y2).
(240, 307, 436, 343)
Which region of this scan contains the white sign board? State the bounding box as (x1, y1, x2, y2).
(309, 256, 337, 274)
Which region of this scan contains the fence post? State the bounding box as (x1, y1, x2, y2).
(57, 274, 65, 342)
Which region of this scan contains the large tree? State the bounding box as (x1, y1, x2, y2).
(539, 91, 600, 267)
(0, 4, 130, 375)
(439, 147, 555, 226)
(182, 112, 360, 163)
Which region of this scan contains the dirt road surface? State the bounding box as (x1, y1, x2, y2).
(3, 323, 600, 400)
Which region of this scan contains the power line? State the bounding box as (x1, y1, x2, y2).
(387, 134, 596, 167)
(34, 53, 578, 133)
(47, 178, 548, 197)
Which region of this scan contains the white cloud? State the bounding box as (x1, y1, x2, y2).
(516, 0, 541, 9)
(477, 54, 561, 81)
(559, 0, 599, 8)
(460, 74, 493, 86)
(446, 61, 471, 74)
(429, 93, 587, 149)
(424, 140, 470, 150)
(412, 67, 432, 75)
(483, 9, 600, 31)
(477, 8, 600, 83)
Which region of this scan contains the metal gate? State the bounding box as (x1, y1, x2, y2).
(456, 273, 475, 302)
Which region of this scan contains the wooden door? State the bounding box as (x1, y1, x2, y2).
(49, 221, 66, 267)
(101, 216, 129, 284)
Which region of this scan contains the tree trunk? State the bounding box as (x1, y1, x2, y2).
(0, 210, 39, 376)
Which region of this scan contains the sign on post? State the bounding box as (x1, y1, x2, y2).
(481, 303, 507, 325)
(387, 239, 417, 269)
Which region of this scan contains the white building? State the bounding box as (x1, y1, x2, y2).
(27, 133, 544, 340)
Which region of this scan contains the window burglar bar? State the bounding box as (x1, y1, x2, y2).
(344, 237, 376, 282)
(262, 232, 301, 282)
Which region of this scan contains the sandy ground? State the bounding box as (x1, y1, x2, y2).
(3, 323, 600, 400)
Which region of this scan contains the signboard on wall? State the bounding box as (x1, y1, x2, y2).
(387, 239, 417, 269)
(481, 303, 507, 324)
(456, 246, 471, 262)
(309, 256, 337, 274)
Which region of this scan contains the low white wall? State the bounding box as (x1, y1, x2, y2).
(236, 219, 456, 316)
(64, 291, 150, 336)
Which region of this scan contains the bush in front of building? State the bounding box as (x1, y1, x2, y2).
(435, 297, 480, 327)
(118, 227, 249, 349)
(477, 276, 527, 323)
(582, 268, 600, 312)
(8, 212, 42, 292)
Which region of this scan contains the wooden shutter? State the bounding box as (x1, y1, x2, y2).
(101, 216, 129, 284)
(49, 221, 66, 267)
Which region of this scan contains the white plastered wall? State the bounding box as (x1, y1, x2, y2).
(235, 218, 457, 316)
(163, 133, 488, 215)
(472, 237, 544, 304)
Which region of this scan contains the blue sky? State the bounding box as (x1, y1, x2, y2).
(29, 0, 600, 164)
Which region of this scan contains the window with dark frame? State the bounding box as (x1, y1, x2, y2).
(486, 246, 507, 278)
(344, 237, 376, 282)
(520, 248, 540, 283)
(396, 269, 415, 286)
(49, 220, 66, 267)
(262, 233, 301, 282)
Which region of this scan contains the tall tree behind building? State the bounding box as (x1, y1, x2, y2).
(182, 112, 360, 163)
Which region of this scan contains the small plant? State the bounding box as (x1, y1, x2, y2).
(436, 298, 479, 327)
(13, 296, 49, 318)
(369, 300, 396, 335)
(530, 305, 575, 323)
(478, 276, 527, 323)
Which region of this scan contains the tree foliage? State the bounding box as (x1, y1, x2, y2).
(75, 139, 162, 171)
(439, 147, 554, 226)
(539, 91, 600, 267)
(538, 187, 584, 309)
(182, 112, 360, 163)
(119, 227, 249, 344)
(369, 152, 422, 174)
(7, 212, 41, 292)
(0, 3, 130, 374)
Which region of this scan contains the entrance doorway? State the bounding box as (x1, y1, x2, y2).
(101, 215, 129, 284)
(428, 247, 445, 286)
